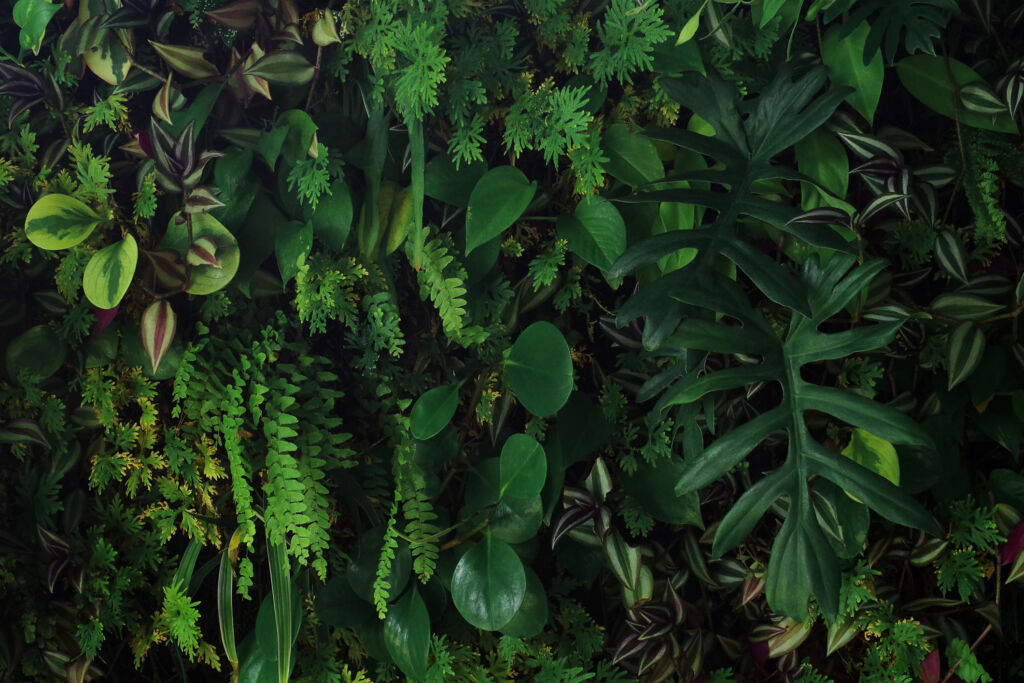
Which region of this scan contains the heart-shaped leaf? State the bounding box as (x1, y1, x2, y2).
(465, 166, 536, 255)
(556, 195, 627, 272)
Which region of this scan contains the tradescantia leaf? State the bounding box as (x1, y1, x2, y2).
(25, 194, 103, 250)
(245, 52, 315, 86)
(669, 254, 936, 621)
(140, 300, 177, 375)
(150, 41, 219, 80)
(83, 235, 138, 309)
(946, 322, 986, 390)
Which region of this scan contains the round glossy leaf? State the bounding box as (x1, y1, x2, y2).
(490, 495, 543, 544)
(161, 213, 240, 295)
(24, 194, 102, 250)
(383, 587, 430, 682)
(499, 434, 546, 499)
(505, 322, 573, 417)
(410, 382, 463, 441)
(83, 235, 138, 309)
(499, 567, 548, 638)
(451, 535, 525, 631)
(465, 166, 536, 255)
(5, 324, 66, 382)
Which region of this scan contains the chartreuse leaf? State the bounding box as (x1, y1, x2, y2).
(13, 0, 60, 55)
(451, 534, 526, 630)
(669, 255, 938, 621)
(821, 22, 884, 123)
(896, 55, 1018, 134)
(505, 322, 574, 417)
(841, 429, 899, 488)
(465, 166, 536, 255)
(499, 434, 547, 499)
(83, 235, 138, 309)
(383, 587, 430, 682)
(25, 194, 103, 250)
(410, 381, 464, 441)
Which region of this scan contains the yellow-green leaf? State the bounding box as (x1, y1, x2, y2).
(841, 428, 899, 503)
(25, 194, 103, 250)
(83, 235, 138, 308)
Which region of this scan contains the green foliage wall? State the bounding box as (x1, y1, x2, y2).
(2, 0, 1024, 681)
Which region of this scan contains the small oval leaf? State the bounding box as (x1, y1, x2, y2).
(499, 433, 547, 499)
(410, 382, 462, 441)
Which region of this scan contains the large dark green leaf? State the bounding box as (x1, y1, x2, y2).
(451, 535, 526, 631)
(383, 587, 430, 682)
(465, 166, 536, 255)
(505, 322, 573, 417)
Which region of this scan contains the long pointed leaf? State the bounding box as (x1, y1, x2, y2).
(713, 466, 793, 556)
(798, 384, 931, 447)
(676, 408, 788, 494)
(805, 439, 940, 535)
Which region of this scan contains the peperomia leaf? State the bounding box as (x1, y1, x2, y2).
(505, 322, 574, 417)
(499, 434, 547, 499)
(383, 587, 430, 682)
(83, 235, 138, 309)
(451, 534, 526, 631)
(25, 194, 103, 250)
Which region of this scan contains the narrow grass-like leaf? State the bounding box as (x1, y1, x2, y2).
(267, 538, 293, 683)
(218, 539, 238, 673)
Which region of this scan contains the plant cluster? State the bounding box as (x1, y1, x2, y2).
(3, 0, 1024, 681)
